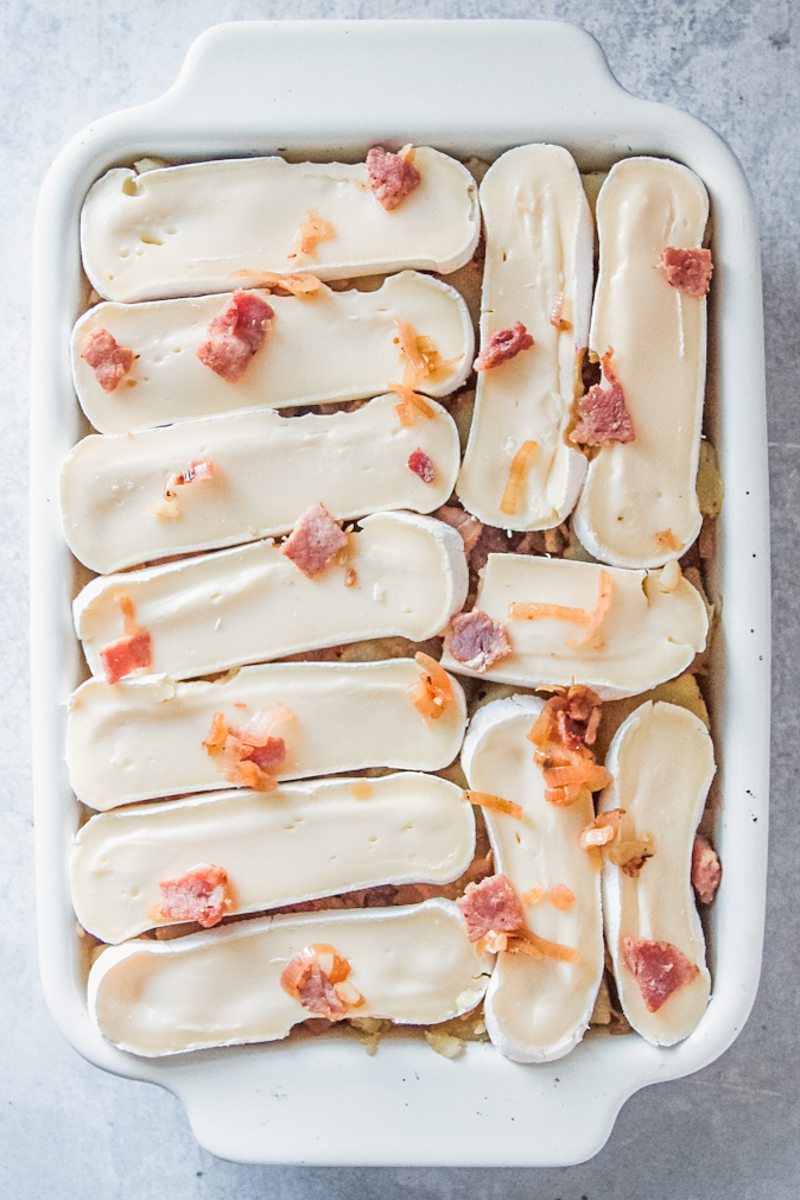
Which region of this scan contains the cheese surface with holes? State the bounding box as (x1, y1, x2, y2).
(80, 150, 480, 302)
(461, 696, 604, 1061)
(440, 554, 708, 698)
(88, 900, 491, 1056)
(72, 272, 473, 433)
(458, 145, 591, 530)
(599, 701, 715, 1045)
(573, 158, 710, 567)
(66, 659, 467, 810)
(61, 394, 461, 573)
(74, 513, 468, 681)
(71, 773, 475, 944)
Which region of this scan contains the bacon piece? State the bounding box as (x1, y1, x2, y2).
(447, 610, 511, 672)
(457, 874, 525, 942)
(622, 937, 699, 1013)
(433, 506, 483, 558)
(409, 651, 454, 722)
(500, 440, 539, 517)
(80, 327, 135, 393)
(407, 448, 435, 484)
(660, 247, 713, 298)
(570, 349, 635, 447)
(281, 502, 347, 577)
(100, 630, 153, 685)
(463, 791, 524, 821)
(529, 686, 602, 756)
(203, 703, 292, 791)
(280, 944, 363, 1019)
(691, 833, 721, 904)
(158, 864, 229, 929)
(474, 322, 534, 372)
(196, 291, 274, 382)
(366, 145, 421, 211)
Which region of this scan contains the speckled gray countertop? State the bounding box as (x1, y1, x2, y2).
(2, 2, 797, 1196)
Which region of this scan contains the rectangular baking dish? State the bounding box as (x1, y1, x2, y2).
(30, 19, 770, 1166)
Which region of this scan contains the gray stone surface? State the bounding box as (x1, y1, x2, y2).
(2, 1, 797, 1195)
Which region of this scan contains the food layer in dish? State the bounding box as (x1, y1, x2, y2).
(572, 157, 710, 567)
(458, 144, 591, 530)
(66, 659, 467, 810)
(81, 149, 480, 301)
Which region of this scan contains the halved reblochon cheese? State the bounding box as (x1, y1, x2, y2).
(572, 157, 710, 568)
(458, 145, 592, 530)
(71, 272, 473, 433)
(61, 394, 461, 573)
(461, 696, 604, 1062)
(599, 701, 715, 1045)
(88, 900, 491, 1057)
(66, 659, 467, 810)
(80, 150, 480, 302)
(74, 513, 468, 682)
(440, 554, 708, 699)
(71, 773, 475, 944)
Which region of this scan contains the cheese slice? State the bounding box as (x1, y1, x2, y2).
(71, 272, 473, 433)
(74, 512, 468, 682)
(66, 659, 467, 810)
(458, 145, 591, 530)
(599, 701, 715, 1045)
(573, 157, 710, 567)
(71, 773, 475, 944)
(61, 394, 461, 573)
(88, 899, 491, 1057)
(461, 696, 604, 1062)
(441, 554, 708, 699)
(80, 150, 480, 302)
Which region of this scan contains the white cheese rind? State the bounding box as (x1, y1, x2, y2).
(573, 157, 710, 567)
(440, 554, 708, 699)
(60, 394, 462, 573)
(458, 145, 591, 530)
(74, 513, 468, 681)
(88, 900, 492, 1056)
(461, 697, 603, 1062)
(599, 701, 715, 1046)
(71, 272, 473, 433)
(80, 150, 480, 302)
(66, 659, 467, 811)
(71, 773, 475, 944)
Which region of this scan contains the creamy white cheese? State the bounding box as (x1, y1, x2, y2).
(66, 659, 467, 810)
(440, 554, 708, 698)
(599, 701, 715, 1045)
(61, 394, 461, 573)
(573, 157, 710, 567)
(71, 773, 475, 944)
(88, 899, 491, 1056)
(461, 696, 603, 1062)
(458, 145, 591, 530)
(71, 272, 473, 433)
(80, 149, 480, 302)
(74, 512, 468, 682)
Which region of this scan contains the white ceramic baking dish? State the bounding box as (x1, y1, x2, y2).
(30, 19, 771, 1166)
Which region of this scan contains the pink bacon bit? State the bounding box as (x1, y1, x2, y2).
(446, 610, 511, 672)
(99, 592, 153, 684)
(280, 944, 363, 1020)
(366, 145, 421, 211)
(203, 703, 292, 792)
(474, 322, 534, 372)
(691, 834, 722, 904)
(660, 247, 713, 298)
(407, 448, 435, 484)
(457, 874, 526, 943)
(80, 328, 135, 393)
(433, 505, 484, 558)
(281, 502, 348, 578)
(570, 348, 635, 447)
(622, 937, 700, 1013)
(157, 864, 230, 929)
(196, 291, 274, 382)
